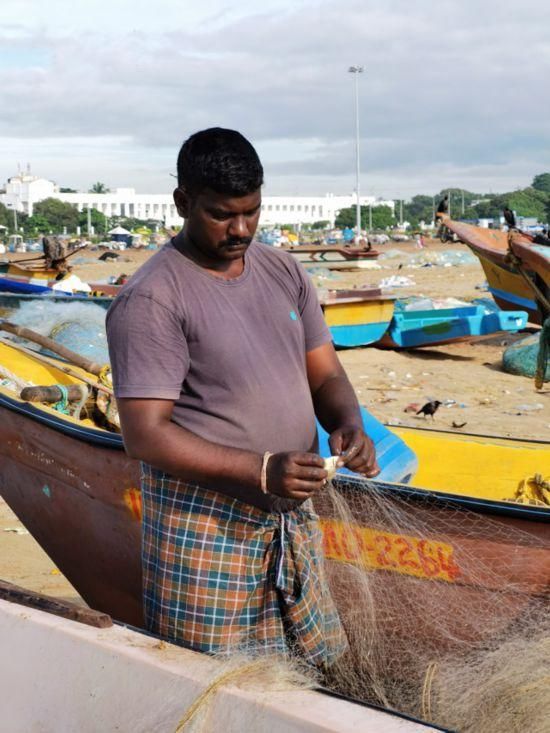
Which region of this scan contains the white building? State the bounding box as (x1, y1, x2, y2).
(0, 171, 394, 229)
(259, 194, 394, 228)
(0, 170, 58, 217)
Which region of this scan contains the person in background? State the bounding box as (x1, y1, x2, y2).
(106, 127, 379, 668)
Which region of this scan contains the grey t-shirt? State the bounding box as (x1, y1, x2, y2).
(106, 240, 332, 456)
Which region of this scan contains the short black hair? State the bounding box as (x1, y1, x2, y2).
(177, 128, 264, 196)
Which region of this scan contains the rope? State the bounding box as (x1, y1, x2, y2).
(98, 364, 112, 388)
(0, 366, 31, 392)
(514, 474, 550, 506)
(71, 384, 89, 420)
(173, 658, 270, 732)
(421, 661, 438, 721)
(535, 316, 550, 390)
(504, 245, 550, 316)
(52, 383, 70, 414)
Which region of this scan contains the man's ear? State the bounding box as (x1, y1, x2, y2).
(173, 187, 190, 219)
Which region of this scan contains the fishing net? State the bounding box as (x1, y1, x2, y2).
(312, 479, 550, 731)
(502, 331, 550, 382)
(174, 654, 314, 732)
(173, 476, 549, 732)
(7, 300, 109, 364)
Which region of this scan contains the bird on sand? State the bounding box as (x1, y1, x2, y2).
(503, 207, 516, 229)
(436, 195, 449, 214)
(416, 400, 442, 419)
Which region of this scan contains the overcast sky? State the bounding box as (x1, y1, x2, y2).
(1, 0, 549, 198)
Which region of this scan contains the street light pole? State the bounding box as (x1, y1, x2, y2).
(348, 65, 364, 240)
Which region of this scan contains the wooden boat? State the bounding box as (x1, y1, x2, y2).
(1, 592, 430, 732)
(0, 261, 119, 299)
(1, 338, 548, 654)
(376, 302, 527, 349)
(283, 244, 380, 271)
(437, 214, 549, 324)
(320, 288, 396, 347)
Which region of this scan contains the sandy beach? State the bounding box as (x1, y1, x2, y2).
(1, 237, 548, 601)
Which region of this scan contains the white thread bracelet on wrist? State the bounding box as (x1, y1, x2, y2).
(260, 451, 273, 494)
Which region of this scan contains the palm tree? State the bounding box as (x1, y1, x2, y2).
(89, 182, 110, 194)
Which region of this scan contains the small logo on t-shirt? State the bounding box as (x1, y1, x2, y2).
(289, 310, 298, 321)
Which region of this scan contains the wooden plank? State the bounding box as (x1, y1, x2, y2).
(0, 579, 113, 628)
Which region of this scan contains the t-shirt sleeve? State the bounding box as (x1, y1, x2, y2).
(106, 292, 189, 399)
(295, 263, 333, 352)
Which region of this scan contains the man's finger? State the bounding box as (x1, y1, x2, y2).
(362, 464, 381, 478)
(339, 441, 362, 466)
(290, 479, 325, 494)
(293, 452, 325, 468)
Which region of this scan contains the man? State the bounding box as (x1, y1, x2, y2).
(106, 128, 379, 667)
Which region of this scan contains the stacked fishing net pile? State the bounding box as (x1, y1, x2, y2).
(315, 479, 550, 731)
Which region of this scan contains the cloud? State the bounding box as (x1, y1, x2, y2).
(0, 0, 549, 195)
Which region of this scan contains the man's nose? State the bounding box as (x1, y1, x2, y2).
(228, 215, 248, 238)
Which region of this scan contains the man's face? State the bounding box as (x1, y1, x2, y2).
(174, 187, 262, 263)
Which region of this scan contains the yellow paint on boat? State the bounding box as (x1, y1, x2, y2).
(479, 256, 534, 302)
(0, 341, 97, 428)
(322, 299, 394, 327)
(392, 426, 550, 503)
(320, 519, 460, 582)
(0, 340, 88, 387)
(7, 263, 50, 281)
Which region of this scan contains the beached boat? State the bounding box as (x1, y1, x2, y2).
(0, 261, 119, 300)
(437, 214, 550, 324)
(376, 302, 527, 349)
(284, 244, 380, 271)
(1, 592, 433, 733)
(320, 288, 396, 347)
(0, 338, 548, 654)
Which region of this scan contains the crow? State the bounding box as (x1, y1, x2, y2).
(503, 207, 516, 229)
(436, 195, 449, 215)
(416, 400, 442, 419)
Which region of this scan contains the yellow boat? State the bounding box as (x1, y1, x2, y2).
(319, 288, 396, 347)
(0, 338, 548, 651)
(392, 425, 550, 505)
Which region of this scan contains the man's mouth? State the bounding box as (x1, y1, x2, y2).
(224, 239, 251, 248)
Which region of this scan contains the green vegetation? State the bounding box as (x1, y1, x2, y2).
(335, 205, 394, 230)
(89, 181, 110, 194)
(0, 202, 13, 231)
(79, 207, 109, 234)
(532, 173, 550, 193)
(403, 173, 550, 227)
(32, 198, 79, 233)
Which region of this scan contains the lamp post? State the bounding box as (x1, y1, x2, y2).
(348, 65, 364, 240)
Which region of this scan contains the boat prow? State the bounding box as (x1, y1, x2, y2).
(437, 214, 549, 324)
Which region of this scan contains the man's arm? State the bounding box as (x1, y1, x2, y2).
(306, 342, 380, 478)
(117, 398, 327, 504)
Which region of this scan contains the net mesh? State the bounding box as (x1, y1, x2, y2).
(314, 479, 550, 731)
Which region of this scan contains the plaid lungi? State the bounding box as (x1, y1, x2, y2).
(141, 464, 346, 666)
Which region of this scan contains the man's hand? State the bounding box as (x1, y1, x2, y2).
(266, 452, 328, 500)
(329, 425, 380, 478)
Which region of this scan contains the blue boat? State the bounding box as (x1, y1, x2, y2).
(377, 302, 527, 349)
(0, 276, 54, 295)
(317, 406, 418, 484)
